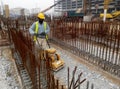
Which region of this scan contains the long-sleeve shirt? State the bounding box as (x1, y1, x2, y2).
(29, 21, 50, 38)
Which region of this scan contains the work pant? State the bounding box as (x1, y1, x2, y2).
(35, 38, 48, 60)
(35, 38, 48, 49)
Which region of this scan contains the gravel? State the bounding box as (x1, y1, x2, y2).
(0, 45, 120, 89)
(53, 46, 120, 89)
(0, 47, 21, 89)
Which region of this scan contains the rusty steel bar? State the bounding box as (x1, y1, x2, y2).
(56, 79, 59, 89)
(111, 28, 117, 64)
(87, 23, 90, 56)
(74, 79, 86, 89)
(49, 17, 120, 78)
(89, 22, 93, 58)
(108, 24, 114, 63)
(93, 23, 97, 58)
(38, 65, 41, 89)
(68, 66, 86, 89)
(68, 67, 70, 89)
(91, 84, 94, 89)
(74, 72, 82, 87)
(78, 74, 80, 89)
(86, 81, 89, 89)
(62, 85, 64, 89)
(69, 66, 77, 89)
(116, 30, 120, 65)
(10, 29, 69, 89)
(107, 22, 112, 62)
(4, 16, 120, 88)
(104, 24, 109, 62)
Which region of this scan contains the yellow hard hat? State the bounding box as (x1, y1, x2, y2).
(37, 13, 45, 19)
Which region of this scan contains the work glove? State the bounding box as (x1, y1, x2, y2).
(34, 33, 39, 36)
(40, 32, 46, 35)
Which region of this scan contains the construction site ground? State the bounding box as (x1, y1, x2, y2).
(51, 43, 120, 89)
(0, 46, 21, 89)
(0, 44, 120, 89)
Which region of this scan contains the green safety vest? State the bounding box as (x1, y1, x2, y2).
(34, 21, 48, 41)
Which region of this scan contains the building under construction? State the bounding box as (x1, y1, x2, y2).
(54, 0, 120, 16)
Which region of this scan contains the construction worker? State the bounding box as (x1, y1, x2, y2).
(29, 13, 50, 50)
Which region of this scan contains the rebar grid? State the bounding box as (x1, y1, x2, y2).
(51, 17, 120, 78)
(2, 16, 119, 88)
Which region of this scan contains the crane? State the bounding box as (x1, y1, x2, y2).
(40, 0, 64, 13)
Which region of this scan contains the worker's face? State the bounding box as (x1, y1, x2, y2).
(38, 18, 44, 24)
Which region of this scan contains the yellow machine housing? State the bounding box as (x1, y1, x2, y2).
(100, 11, 120, 19)
(46, 48, 65, 71)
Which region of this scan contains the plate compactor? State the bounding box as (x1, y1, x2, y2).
(46, 48, 65, 71)
(36, 37, 65, 71)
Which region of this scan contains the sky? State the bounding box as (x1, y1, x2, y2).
(1, 0, 54, 12)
